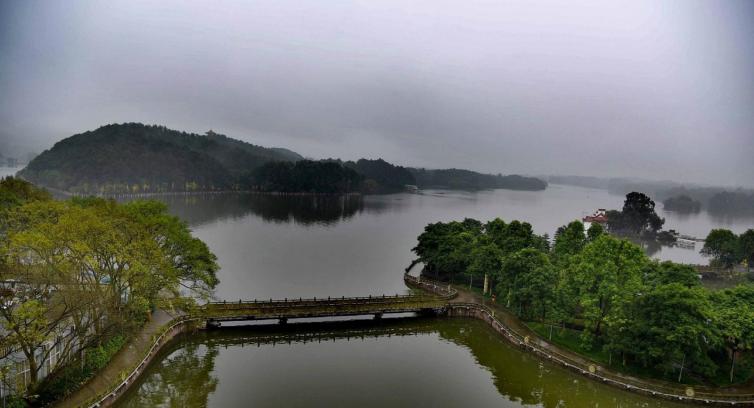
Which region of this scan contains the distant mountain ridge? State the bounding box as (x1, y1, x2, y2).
(20, 123, 548, 194)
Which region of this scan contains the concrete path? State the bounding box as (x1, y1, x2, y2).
(56, 310, 174, 408)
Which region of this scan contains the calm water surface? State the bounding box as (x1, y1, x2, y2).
(151, 185, 752, 300)
(114, 186, 752, 407)
(118, 318, 686, 408)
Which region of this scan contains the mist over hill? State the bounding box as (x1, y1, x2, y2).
(19, 123, 302, 194)
(19, 123, 548, 195)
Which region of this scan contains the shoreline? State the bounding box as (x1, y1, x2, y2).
(56, 276, 754, 408)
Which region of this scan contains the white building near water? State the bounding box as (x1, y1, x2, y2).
(582, 208, 608, 232)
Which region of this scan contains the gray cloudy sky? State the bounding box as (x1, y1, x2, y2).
(1, 0, 752, 186)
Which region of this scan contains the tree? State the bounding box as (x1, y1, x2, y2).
(485, 218, 548, 255)
(710, 285, 754, 383)
(467, 238, 503, 295)
(412, 219, 481, 280)
(607, 192, 664, 236)
(0, 195, 219, 395)
(561, 235, 647, 347)
(0, 294, 72, 388)
(621, 284, 718, 381)
(500, 248, 558, 321)
(702, 229, 739, 268)
(552, 221, 587, 266)
(738, 229, 754, 270)
(644, 261, 700, 289)
(586, 222, 604, 242)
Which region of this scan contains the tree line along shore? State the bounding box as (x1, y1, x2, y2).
(17, 123, 547, 196)
(413, 192, 754, 387)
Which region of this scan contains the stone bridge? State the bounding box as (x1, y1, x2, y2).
(202, 274, 456, 327)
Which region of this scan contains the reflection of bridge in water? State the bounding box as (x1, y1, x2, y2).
(203, 275, 455, 327)
(197, 318, 440, 348)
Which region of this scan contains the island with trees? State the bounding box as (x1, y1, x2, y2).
(708, 191, 754, 216)
(663, 195, 702, 213)
(605, 192, 665, 238)
(413, 216, 754, 386)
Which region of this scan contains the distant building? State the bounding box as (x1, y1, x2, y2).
(582, 208, 608, 231)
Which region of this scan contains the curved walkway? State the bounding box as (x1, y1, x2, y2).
(58, 275, 754, 407)
(411, 276, 754, 406)
(57, 310, 176, 408)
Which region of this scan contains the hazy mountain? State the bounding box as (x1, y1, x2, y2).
(19, 123, 302, 193)
(18, 123, 548, 195)
(410, 168, 547, 191)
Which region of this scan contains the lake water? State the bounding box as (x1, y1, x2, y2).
(110, 185, 752, 407)
(118, 318, 685, 408)
(145, 185, 751, 300)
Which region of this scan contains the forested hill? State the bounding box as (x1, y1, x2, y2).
(19, 123, 547, 194)
(409, 168, 547, 191)
(19, 123, 303, 194)
(344, 158, 415, 193)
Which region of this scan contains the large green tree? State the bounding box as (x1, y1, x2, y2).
(710, 285, 754, 383)
(0, 193, 219, 395)
(561, 235, 647, 347)
(621, 284, 718, 381)
(702, 229, 740, 268)
(607, 192, 664, 236)
(467, 237, 504, 294)
(552, 220, 587, 266)
(738, 229, 754, 270)
(500, 248, 558, 321)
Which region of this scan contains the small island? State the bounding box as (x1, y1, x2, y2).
(663, 195, 702, 213)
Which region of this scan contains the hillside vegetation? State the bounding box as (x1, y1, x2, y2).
(410, 168, 547, 191)
(19, 123, 302, 194)
(20, 123, 548, 194)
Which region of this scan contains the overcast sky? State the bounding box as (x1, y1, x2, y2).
(1, 0, 752, 186)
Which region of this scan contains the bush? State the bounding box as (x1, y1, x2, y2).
(34, 335, 127, 405)
(4, 396, 28, 408)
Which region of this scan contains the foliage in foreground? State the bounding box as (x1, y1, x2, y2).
(34, 335, 127, 405)
(0, 177, 219, 401)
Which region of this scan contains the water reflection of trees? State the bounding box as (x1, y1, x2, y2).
(121, 342, 219, 408)
(435, 320, 683, 408)
(120, 319, 680, 408)
(132, 193, 396, 227)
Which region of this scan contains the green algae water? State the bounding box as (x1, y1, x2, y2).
(117, 318, 685, 408)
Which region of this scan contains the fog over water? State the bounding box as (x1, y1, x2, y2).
(1, 0, 753, 186)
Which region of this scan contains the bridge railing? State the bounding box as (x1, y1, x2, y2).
(403, 273, 457, 300)
(207, 293, 434, 305)
(203, 295, 447, 313)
